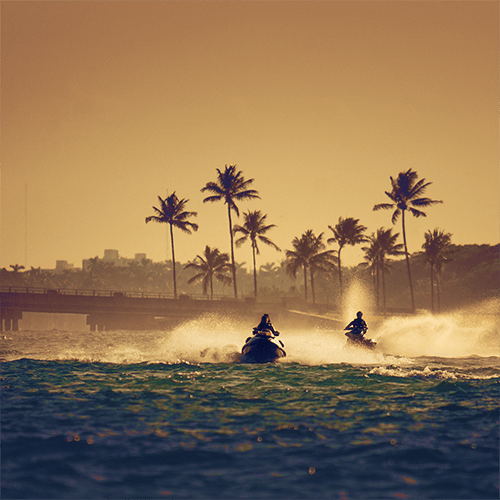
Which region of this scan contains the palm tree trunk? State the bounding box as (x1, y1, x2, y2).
(310, 268, 316, 305)
(303, 266, 308, 302)
(381, 256, 387, 317)
(252, 246, 257, 299)
(338, 248, 343, 308)
(371, 263, 376, 304)
(436, 272, 441, 313)
(401, 210, 416, 312)
(227, 205, 238, 298)
(430, 263, 435, 313)
(210, 274, 214, 300)
(169, 223, 177, 299)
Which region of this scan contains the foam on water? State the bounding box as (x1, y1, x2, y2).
(368, 364, 499, 380)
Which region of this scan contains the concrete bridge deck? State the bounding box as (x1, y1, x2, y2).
(0, 286, 345, 332)
(0, 286, 265, 331)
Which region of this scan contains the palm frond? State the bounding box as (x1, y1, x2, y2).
(391, 209, 401, 225)
(410, 197, 443, 208)
(257, 235, 281, 252)
(409, 178, 431, 198)
(373, 203, 395, 212)
(408, 207, 427, 218)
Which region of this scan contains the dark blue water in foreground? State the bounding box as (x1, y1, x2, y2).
(1, 311, 499, 499)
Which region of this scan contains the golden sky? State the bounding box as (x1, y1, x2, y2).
(2, 1, 499, 271)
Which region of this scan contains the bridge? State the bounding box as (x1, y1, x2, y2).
(0, 286, 274, 331)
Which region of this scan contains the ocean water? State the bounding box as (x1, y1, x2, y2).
(1, 304, 499, 499)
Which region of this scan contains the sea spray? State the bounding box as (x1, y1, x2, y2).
(341, 276, 376, 325)
(17, 299, 499, 365)
(159, 315, 392, 366)
(373, 299, 499, 358)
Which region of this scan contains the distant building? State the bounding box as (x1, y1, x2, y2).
(82, 250, 148, 271)
(55, 260, 74, 273)
(104, 249, 119, 262)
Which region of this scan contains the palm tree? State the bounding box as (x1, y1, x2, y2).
(145, 192, 198, 298)
(201, 165, 260, 298)
(285, 230, 336, 304)
(373, 169, 442, 312)
(259, 262, 280, 277)
(9, 264, 25, 273)
(363, 228, 405, 316)
(421, 228, 453, 312)
(233, 210, 281, 298)
(184, 246, 233, 299)
(327, 217, 367, 306)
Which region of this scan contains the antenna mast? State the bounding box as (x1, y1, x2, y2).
(25, 182, 28, 267)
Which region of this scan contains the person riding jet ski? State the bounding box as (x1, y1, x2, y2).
(254, 314, 279, 335)
(344, 311, 368, 339)
(242, 313, 285, 363)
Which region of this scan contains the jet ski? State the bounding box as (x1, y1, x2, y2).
(344, 329, 377, 350)
(241, 328, 286, 364)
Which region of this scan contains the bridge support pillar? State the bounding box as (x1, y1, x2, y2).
(1, 310, 22, 332)
(87, 315, 97, 332)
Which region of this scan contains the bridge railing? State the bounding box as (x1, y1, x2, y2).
(0, 286, 239, 301)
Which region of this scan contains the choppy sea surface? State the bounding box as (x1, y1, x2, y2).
(1, 305, 499, 499)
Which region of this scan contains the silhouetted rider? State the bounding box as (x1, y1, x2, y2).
(254, 314, 279, 335)
(345, 311, 368, 338)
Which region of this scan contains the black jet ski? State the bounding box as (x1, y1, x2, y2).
(344, 329, 377, 350)
(241, 329, 286, 364)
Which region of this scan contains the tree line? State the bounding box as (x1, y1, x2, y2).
(3, 243, 498, 314)
(6, 166, 496, 313)
(144, 165, 447, 313)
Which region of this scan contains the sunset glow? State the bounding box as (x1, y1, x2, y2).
(2, 1, 498, 270)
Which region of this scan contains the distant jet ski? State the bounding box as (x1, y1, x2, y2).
(240, 328, 286, 364)
(344, 329, 377, 350)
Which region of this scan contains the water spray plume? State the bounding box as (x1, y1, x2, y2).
(49, 298, 497, 365)
(342, 277, 376, 324)
(374, 298, 499, 358)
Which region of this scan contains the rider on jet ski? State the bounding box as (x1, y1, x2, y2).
(254, 314, 279, 335)
(345, 311, 368, 339)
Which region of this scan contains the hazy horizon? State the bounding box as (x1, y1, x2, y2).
(2, 2, 499, 271)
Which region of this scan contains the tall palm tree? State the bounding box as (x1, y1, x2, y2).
(285, 230, 336, 304)
(201, 165, 260, 298)
(145, 192, 198, 298)
(363, 228, 405, 316)
(327, 217, 367, 305)
(373, 169, 442, 312)
(233, 210, 281, 298)
(184, 246, 233, 299)
(421, 228, 453, 312)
